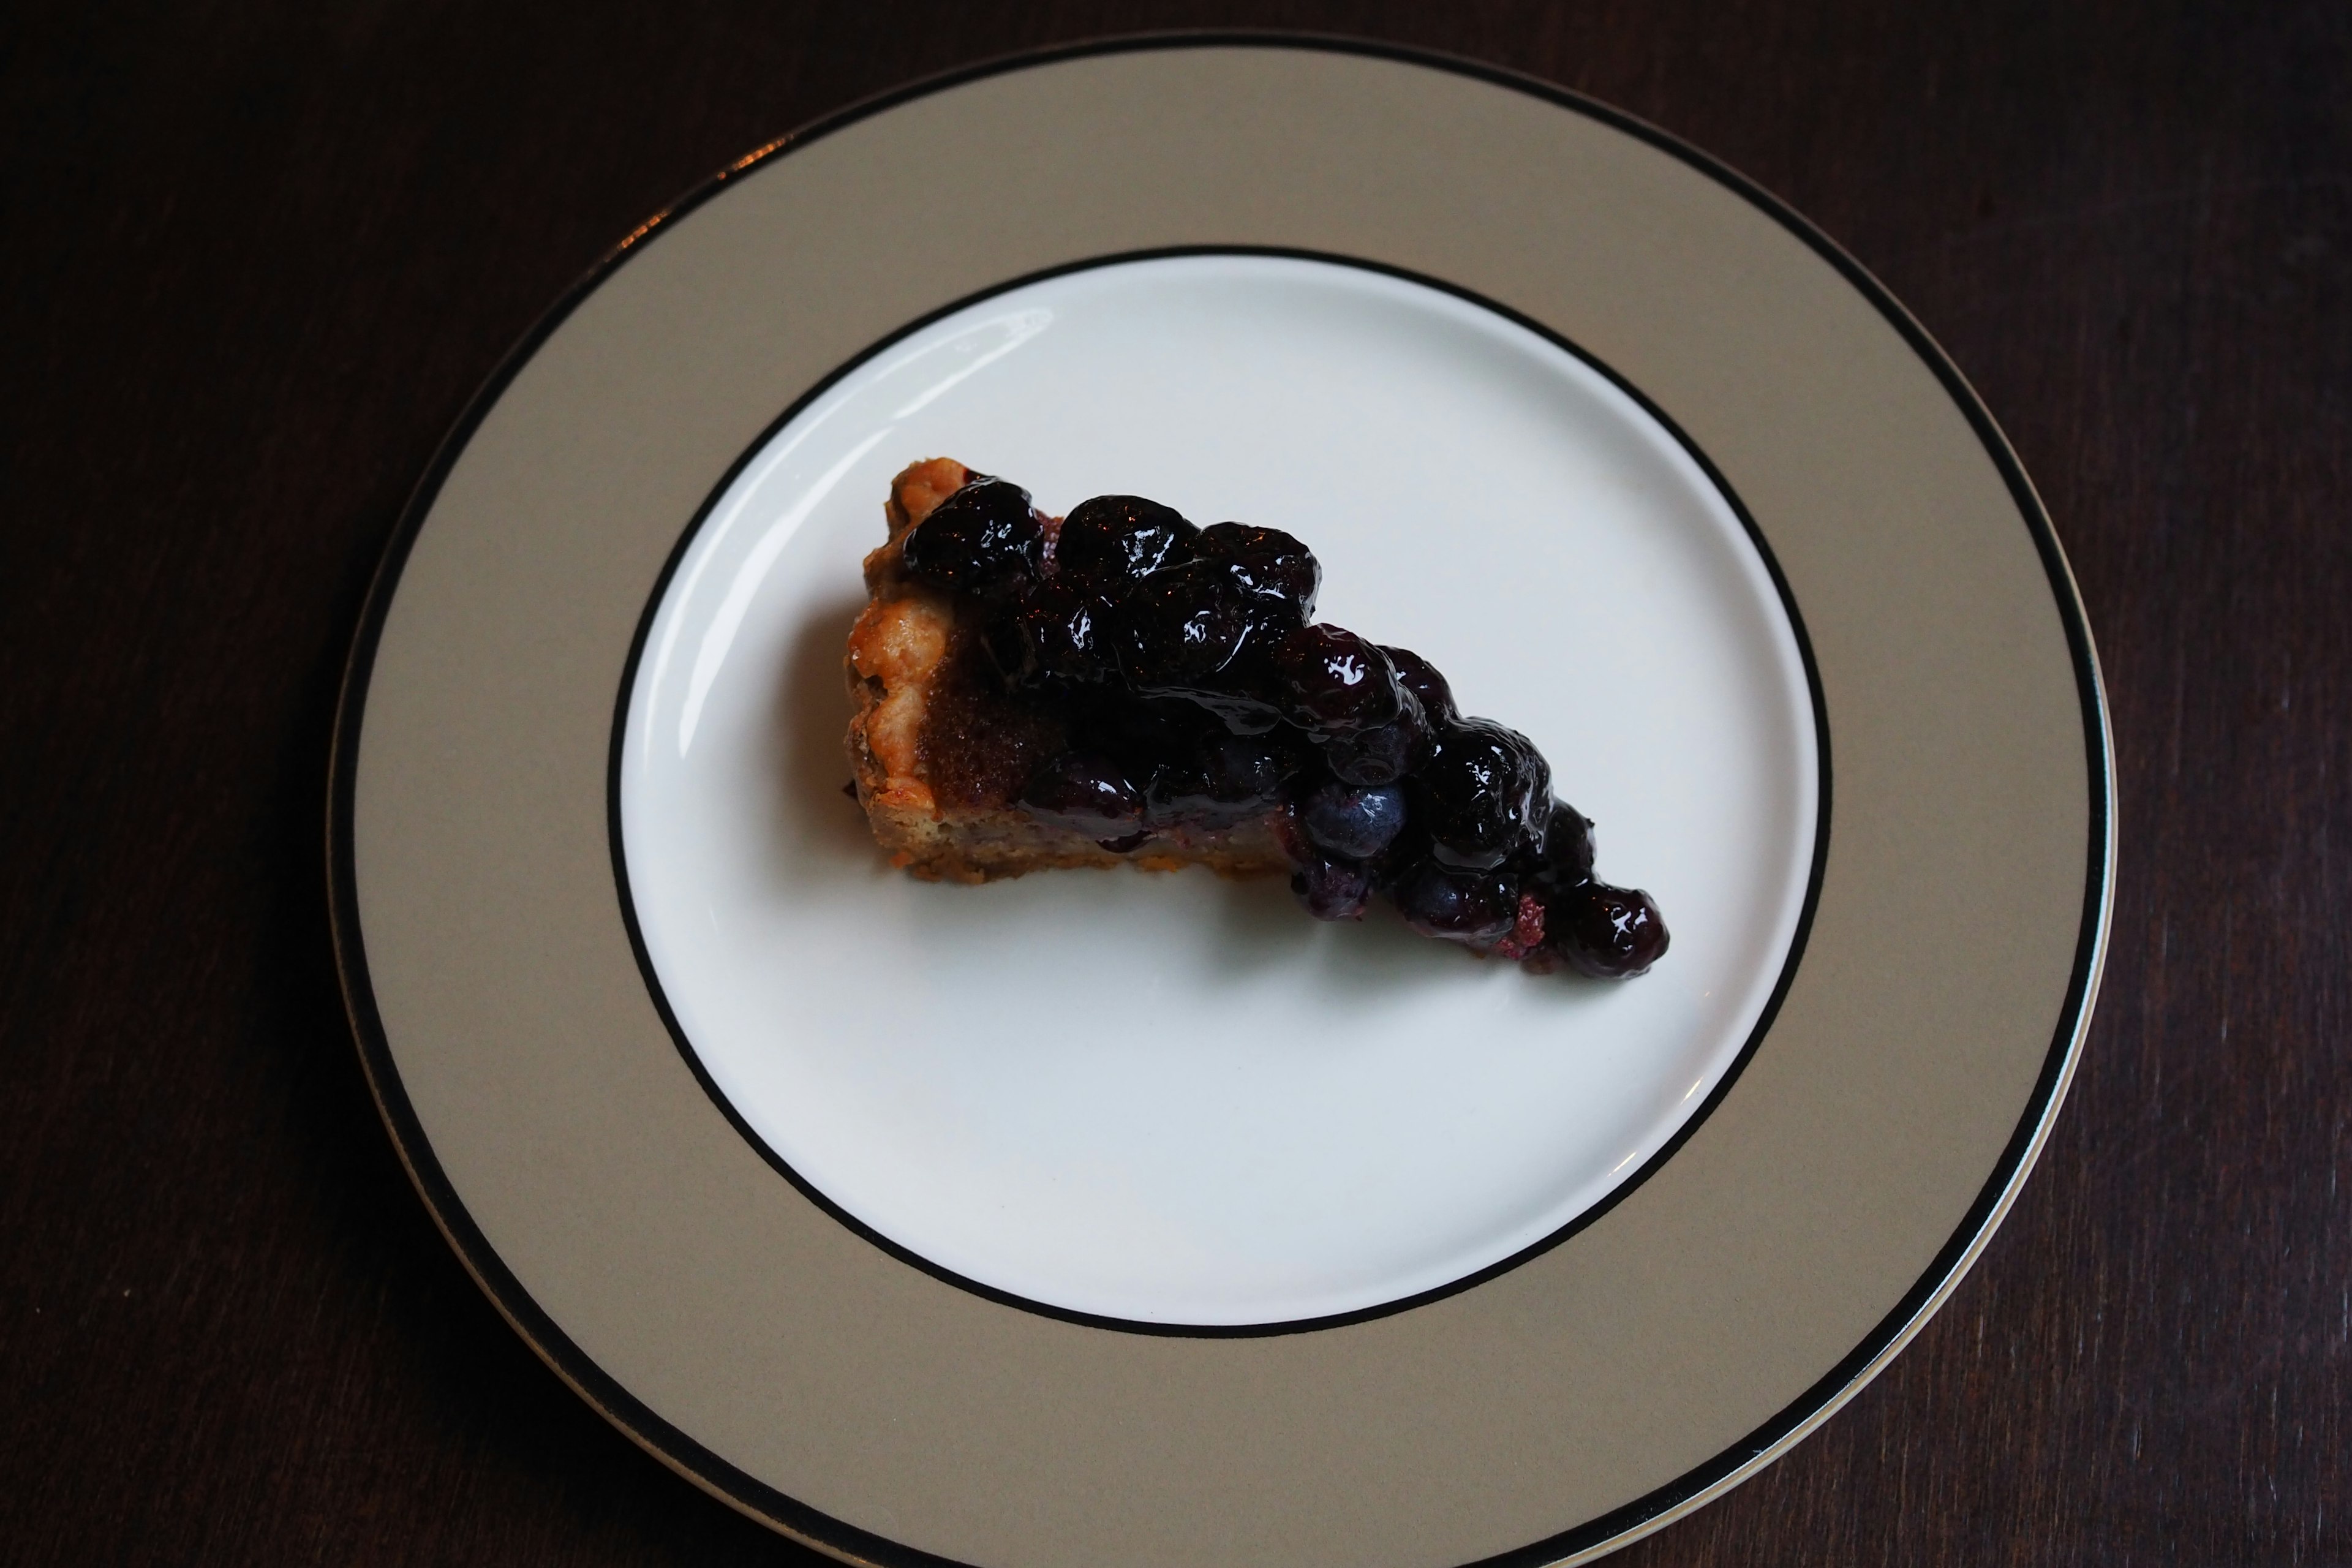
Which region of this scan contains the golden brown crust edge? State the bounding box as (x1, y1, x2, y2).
(843, 459, 962, 872)
(843, 459, 1285, 884)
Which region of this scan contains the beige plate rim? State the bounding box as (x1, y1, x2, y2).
(328, 33, 2114, 1567)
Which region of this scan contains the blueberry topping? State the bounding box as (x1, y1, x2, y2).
(902, 476, 1662, 982)
(1389, 860, 1520, 944)
(1017, 751, 1144, 839)
(1194, 522, 1321, 619)
(1381, 645, 1458, 725)
(1145, 733, 1295, 827)
(1319, 702, 1431, 786)
(1202, 731, 1295, 804)
(1140, 761, 1212, 827)
(1057, 495, 1197, 587)
(1291, 853, 1374, 921)
(1410, 718, 1550, 869)
(1104, 561, 1298, 705)
(1299, 779, 1409, 861)
(1542, 882, 1670, 977)
(901, 477, 1046, 598)
(1530, 798, 1596, 889)
(1104, 560, 1248, 684)
(998, 580, 1109, 684)
(1271, 624, 1408, 733)
(1183, 684, 1289, 737)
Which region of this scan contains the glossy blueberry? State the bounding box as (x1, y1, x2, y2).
(1194, 522, 1321, 619)
(1017, 751, 1144, 841)
(1105, 560, 1283, 688)
(1056, 495, 1197, 588)
(1319, 700, 1431, 786)
(1544, 882, 1670, 978)
(1410, 718, 1550, 869)
(1299, 780, 1409, 861)
(1145, 733, 1294, 827)
(1380, 645, 1458, 725)
(1270, 624, 1408, 734)
(1140, 760, 1210, 827)
(908, 475, 1666, 977)
(1388, 859, 1520, 945)
(900, 478, 1045, 598)
(1291, 854, 1374, 921)
(1360, 822, 1429, 892)
(1203, 731, 1295, 803)
(1527, 798, 1597, 889)
(992, 579, 1110, 684)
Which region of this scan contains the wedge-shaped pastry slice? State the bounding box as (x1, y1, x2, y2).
(845, 459, 1667, 978)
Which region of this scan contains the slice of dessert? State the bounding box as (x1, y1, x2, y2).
(844, 458, 1668, 978)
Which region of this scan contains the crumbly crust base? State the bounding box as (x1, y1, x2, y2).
(843, 458, 1286, 884)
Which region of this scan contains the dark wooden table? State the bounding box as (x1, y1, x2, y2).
(4, 3, 2345, 1562)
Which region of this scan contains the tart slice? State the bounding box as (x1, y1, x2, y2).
(844, 459, 1668, 978)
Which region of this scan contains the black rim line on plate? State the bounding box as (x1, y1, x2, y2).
(325, 31, 2113, 1568)
(603, 239, 1833, 1342)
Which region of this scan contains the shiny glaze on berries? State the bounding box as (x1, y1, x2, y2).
(899, 476, 1046, 599)
(1291, 853, 1374, 921)
(1299, 780, 1408, 861)
(1018, 750, 1144, 842)
(1410, 718, 1550, 870)
(1056, 495, 1197, 587)
(898, 474, 1668, 979)
(1540, 882, 1670, 978)
(1272, 624, 1408, 733)
(1194, 522, 1321, 616)
(1391, 860, 1520, 944)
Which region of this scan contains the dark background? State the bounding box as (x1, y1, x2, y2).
(4, 2, 2345, 1563)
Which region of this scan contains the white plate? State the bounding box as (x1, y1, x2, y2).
(619, 252, 1819, 1327)
(337, 40, 2109, 1567)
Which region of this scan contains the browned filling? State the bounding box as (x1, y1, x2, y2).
(913, 624, 1067, 812)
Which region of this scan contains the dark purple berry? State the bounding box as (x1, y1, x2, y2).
(1291, 854, 1374, 921)
(1144, 734, 1296, 827)
(1389, 859, 1521, 945)
(1270, 624, 1408, 733)
(998, 580, 1111, 684)
(900, 478, 1045, 598)
(1320, 699, 1432, 786)
(895, 471, 1666, 982)
(1531, 798, 1596, 889)
(1056, 495, 1197, 587)
(1299, 780, 1409, 860)
(1381, 646, 1458, 725)
(1194, 523, 1321, 619)
(1202, 732, 1295, 804)
(1104, 560, 1265, 686)
(1080, 693, 1219, 764)
(1018, 752, 1144, 842)
(1411, 719, 1550, 870)
(1544, 882, 1670, 977)
(1360, 822, 1428, 891)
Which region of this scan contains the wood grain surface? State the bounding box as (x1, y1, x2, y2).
(2, 3, 2343, 1563)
